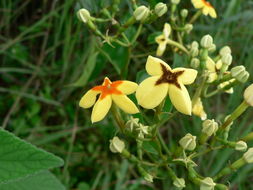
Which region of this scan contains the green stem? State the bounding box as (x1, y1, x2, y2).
(220, 100, 249, 130)
(111, 104, 125, 132)
(167, 39, 189, 55)
(157, 130, 172, 157)
(189, 10, 202, 24)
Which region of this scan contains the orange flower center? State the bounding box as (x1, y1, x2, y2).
(92, 78, 123, 99)
(201, 0, 213, 8)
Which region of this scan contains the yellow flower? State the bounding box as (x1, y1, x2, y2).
(205, 57, 221, 83)
(79, 77, 139, 123)
(155, 23, 171, 56)
(192, 98, 207, 120)
(136, 56, 198, 115)
(191, 0, 217, 18)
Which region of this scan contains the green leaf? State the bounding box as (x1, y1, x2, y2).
(99, 43, 129, 75)
(72, 51, 98, 87)
(142, 141, 159, 155)
(0, 129, 64, 183)
(0, 171, 65, 190)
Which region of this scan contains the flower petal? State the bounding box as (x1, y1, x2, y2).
(136, 76, 169, 109)
(91, 95, 112, 123)
(156, 42, 167, 56)
(168, 83, 192, 115)
(191, 0, 205, 8)
(173, 68, 198, 85)
(117, 81, 138, 95)
(112, 95, 139, 114)
(202, 6, 210, 16)
(146, 55, 171, 76)
(163, 23, 171, 38)
(209, 7, 217, 18)
(206, 57, 216, 72)
(79, 89, 100, 108)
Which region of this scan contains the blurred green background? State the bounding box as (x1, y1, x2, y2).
(0, 0, 253, 189)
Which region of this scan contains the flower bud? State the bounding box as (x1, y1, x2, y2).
(244, 83, 253, 106)
(109, 137, 125, 153)
(173, 178, 185, 189)
(231, 66, 249, 83)
(202, 119, 218, 137)
(191, 41, 199, 49)
(191, 58, 200, 68)
(208, 44, 216, 52)
(171, 0, 180, 4)
(221, 54, 232, 66)
(243, 147, 253, 163)
(77, 9, 91, 23)
(200, 177, 216, 190)
(219, 46, 231, 56)
(179, 133, 196, 151)
(144, 173, 153, 182)
(133, 6, 150, 22)
(180, 9, 188, 18)
(235, 141, 247, 152)
(200, 35, 213, 49)
(190, 47, 199, 57)
(126, 117, 139, 131)
(155, 3, 168, 17)
(185, 24, 193, 33)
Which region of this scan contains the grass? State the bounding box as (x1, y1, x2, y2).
(1, 0, 253, 189)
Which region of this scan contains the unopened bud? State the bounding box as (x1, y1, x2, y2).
(202, 119, 218, 137)
(171, 0, 180, 4)
(243, 147, 253, 163)
(109, 137, 125, 153)
(221, 54, 232, 66)
(231, 66, 249, 83)
(201, 35, 213, 49)
(219, 46, 231, 56)
(191, 58, 200, 68)
(191, 41, 199, 49)
(200, 177, 216, 190)
(77, 9, 91, 23)
(190, 47, 199, 57)
(185, 24, 193, 33)
(179, 133, 196, 151)
(208, 44, 216, 52)
(173, 178, 185, 189)
(235, 141, 247, 152)
(244, 83, 253, 107)
(181, 9, 188, 18)
(155, 3, 168, 17)
(134, 6, 150, 22)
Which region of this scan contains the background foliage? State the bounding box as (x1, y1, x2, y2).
(0, 0, 253, 189)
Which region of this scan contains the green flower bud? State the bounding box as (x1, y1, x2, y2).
(133, 6, 150, 22)
(231, 66, 249, 83)
(244, 83, 253, 107)
(185, 24, 193, 33)
(208, 44, 216, 52)
(77, 8, 91, 23)
(200, 35, 213, 49)
(243, 147, 253, 163)
(180, 9, 188, 18)
(155, 2, 168, 17)
(190, 47, 199, 57)
(235, 141, 247, 152)
(179, 133, 196, 151)
(191, 58, 200, 68)
(144, 173, 153, 183)
(221, 54, 232, 66)
(171, 0, 180, 4)
(191, 41, 199, 49)
(173, 178, 185, 189)
(125, 117, 139, 131)
(109, 137, 125, 153)
(202, 119, 218, 137)
(219, 46, 231, 56)
(200, 177, 216, 190)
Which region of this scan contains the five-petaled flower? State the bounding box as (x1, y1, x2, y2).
(191, 0, 217, 18)
(136, 56, 198, 115)
(79, 77, 139, 123)
(155, 23, 171, 56)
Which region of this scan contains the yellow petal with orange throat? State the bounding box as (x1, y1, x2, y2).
(112, 94, 139, 114)
(117, 81, 138, 95)
(168, 83, 192, 115)
(173, 68, 198, 85)
(79, 89, 100, 108)
(146, 56, 171, 76)
(136, 76, 169, 109)
(91, 95, 112, 123)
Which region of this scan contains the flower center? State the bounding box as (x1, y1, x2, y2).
(201, 0, 213, 8)
(156, 63, 184, 89)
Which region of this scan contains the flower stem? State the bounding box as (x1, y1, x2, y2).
(167, 39, 189, 55)
(157, 130, 172, 157)
(189, 10, 202, 24)
(111, 104, 125, 132)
